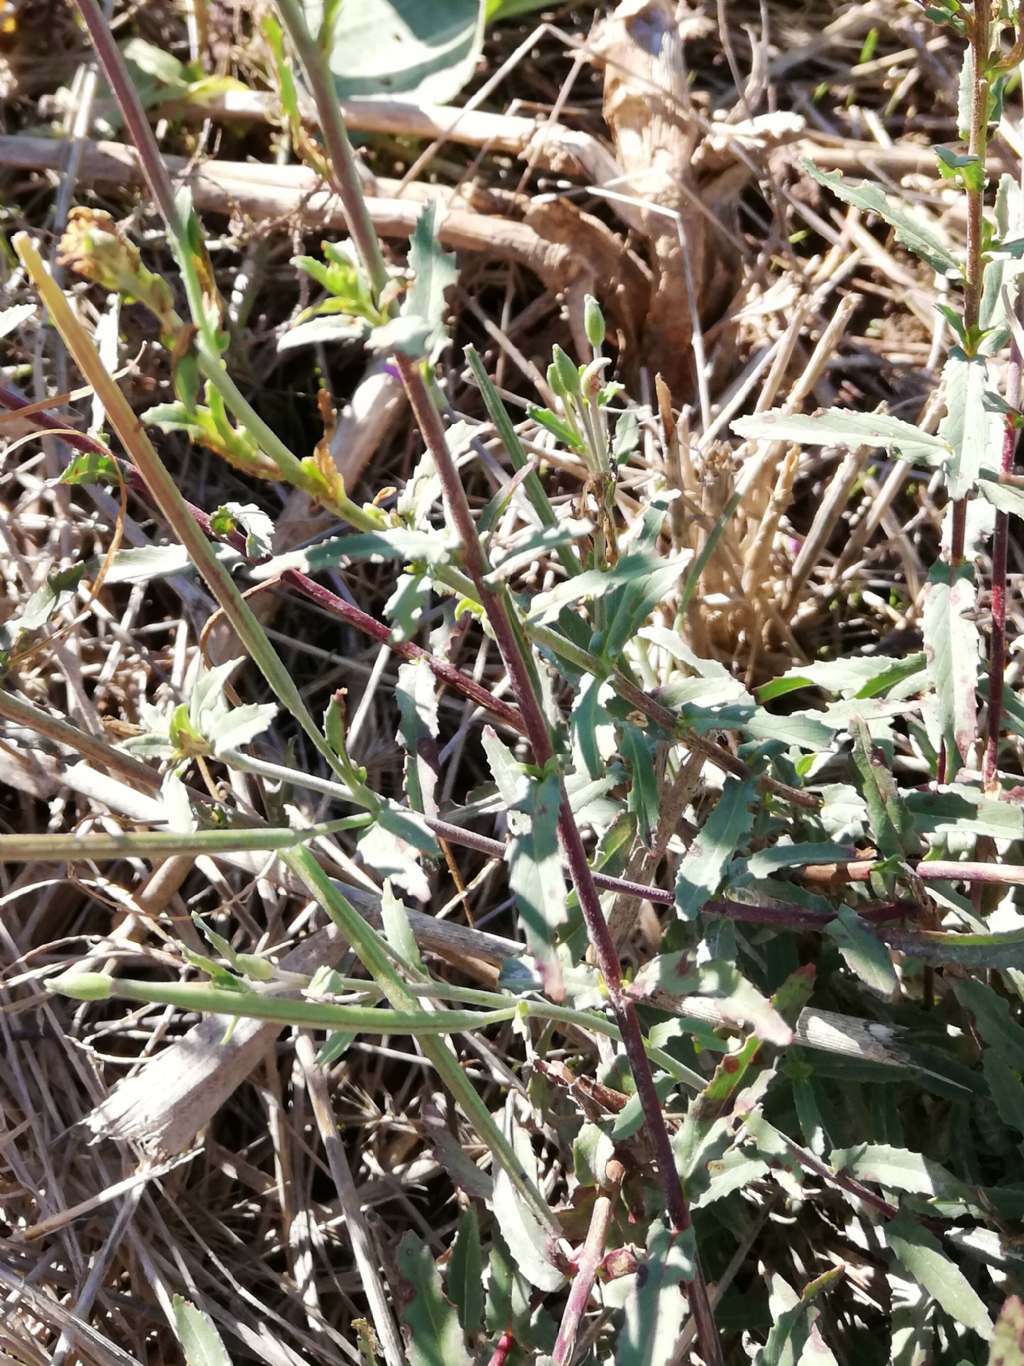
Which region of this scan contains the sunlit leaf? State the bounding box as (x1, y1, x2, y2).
(171, 1296, 233, 1366)
(614, 1219, 694, 1366)
(884, 1214, 993, 1341)
(674, 778, 756, 919)
(804, 162, 961, 276)
(395, 1229, 472, 1366)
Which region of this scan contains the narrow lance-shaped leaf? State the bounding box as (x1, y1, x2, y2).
(172, 1296, 233, 1366)
(482, 730, 567, 998)
(939, 350, 1002, 499)
(614, 1219, 695, 1366)
(395, 1230, 472, 1366)
(396, 657, 440, 818)
(825, 905, 898, 1001)
(675, 777, 756, 919)
(850, 717, 920, 859)
(830, 1144, 966, 1201)
(526, 551, 691, 626)
(884, 1213, 993, 1341)
(446, 1206, 483, 1342)
(694, 959, 793, 1046)
(884, 924, 1024, 971)
(732, 408, 950, 466)
(756, 1269, 842, 1366)
(804, 161, 961, 277)
(404, 199, 458, 353)
(922, 560, 980, 764)
(491, 1107, 566, 1293)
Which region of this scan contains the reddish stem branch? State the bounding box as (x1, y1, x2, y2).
(553, 1158, 625, 1365)
(394, 353, 724, 1364)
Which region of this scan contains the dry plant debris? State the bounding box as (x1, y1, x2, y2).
(2, 0, 1024, 1362)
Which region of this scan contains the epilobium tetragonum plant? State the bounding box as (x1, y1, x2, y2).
(18, 0, 1024, 1362)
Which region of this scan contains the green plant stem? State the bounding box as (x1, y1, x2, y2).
(71, 0, 379, 528)
(13, 233, 352, 781)
(271, 0, 389, 298)
(267, 14, 721, 1348)
(278, 845, 557, 1229)
(391, 354, 724, 1360)
(953, 0, 992, 569)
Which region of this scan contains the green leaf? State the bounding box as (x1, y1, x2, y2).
(486, 0, 549, 17)
(804, 162, 961, 276)
(491, 1115, 565, 1293)
(61, 450, 120, 486)
(674, 777, 756, 919)
(936, 146, 985, 192)
(979, 475, 1024, 520)
(906, 787, 1024, 842)
(279, 313, 369, 351)
(209, 502, 274, 560)
(526, 551, 691, 627)
(745, 843, 855, 878)
(395, 1229, 472, 1366)
(830, 1144, 966, 1200)
(447, 1207, 483, 1341)
(757, 1270, 841, 1366)
(307, 0, 486, 103)
(850, 717, 920, 859)
(508, 770, 568, 998)
(386, 570, 430, 642)
(380, 879, 424, 973)
(396, 658, 440, 817)
(406, 201, 458, 354)
(954, 979, 1024, 1060)
(922, 560, 980, 764)
(615, 1219, 694, 1366)
(357, 803, 437, 903)
(884, 1214, 993, 1341)
(123, 36, 187, 88)
(939, 351, 1002, 499)
(464, 346, 576, 576)
(255, 528, 451, 578)
(529, 404, 585, 452)
(573, 1121, 615, 1188)
(982, 1051, 1024, 1134)
(825, 905, 898, 1000)
(757, 654, 925, 703)
(620, 723, 659, 844)
(732, 408, 950, 465)
(484, 520, 593, 586)
(694, 959, 793, 1046)
(171, 1296, 233, 1366)
(887, 925, 1024, 971)
(692, 1147, 770, 1208)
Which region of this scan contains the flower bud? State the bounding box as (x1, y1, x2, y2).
(584, 294, 606, 350)
(47, 971, 113, 1001)
(551, 344, 581, 397)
